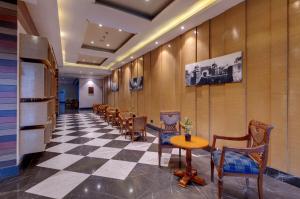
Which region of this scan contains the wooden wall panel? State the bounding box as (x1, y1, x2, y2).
(209, 3, 247, 147)
(246, 0, 271, 124)
(270, 0, 288, 171)
(160, 38, 180, 113)
(143, 53, 152, 121)
(180, 30, 196, 133)
(137, 57, 145, 116)
(150, 48, 162, 126)
(288, 0, 300, 176)
(123, 64, 131, 111)
(112, 70, 119, 108)
(131, 61, 138, 113)
(196, 22, 210, 140)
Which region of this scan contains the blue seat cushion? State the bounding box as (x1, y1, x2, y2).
(160, 132, 179, 145)
(212, 150, 259, 174)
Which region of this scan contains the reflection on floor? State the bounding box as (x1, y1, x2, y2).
(0, 113, 300, 199)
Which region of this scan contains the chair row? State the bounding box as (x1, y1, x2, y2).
(92, 105, 273, 199)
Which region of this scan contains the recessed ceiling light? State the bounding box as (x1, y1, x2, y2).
(155, 41, 159, 45)
(60, 31, 66, 38)
(106, 44, 110, 47)
(181, 26, 185, 30)
(130, 56, 134, 59)
(118, 29, 122, 32)
(90, 41, 94, 44)
(145, 0, 150, 2)
(98, 24, 103, 27)
(168, 44, 172, 48)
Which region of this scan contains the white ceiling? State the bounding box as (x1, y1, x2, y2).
(24, 0, 244, 78)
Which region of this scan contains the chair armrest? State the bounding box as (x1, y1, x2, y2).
(223, 145, 265, 155)
(212, 134, 250, 150)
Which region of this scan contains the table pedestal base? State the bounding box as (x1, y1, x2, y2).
(174, 169, 206, 188)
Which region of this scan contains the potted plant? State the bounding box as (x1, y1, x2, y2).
(182, 117, 192, 141)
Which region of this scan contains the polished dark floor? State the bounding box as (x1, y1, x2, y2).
(0, 113, 300, 199)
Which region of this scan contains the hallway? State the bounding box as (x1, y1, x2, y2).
(0, 112, 299, 199)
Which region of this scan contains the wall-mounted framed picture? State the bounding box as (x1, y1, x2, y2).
(185, 51, 242, 86)
(88, 86, 94, 95)
(111, 82, 119, 92)
(129, 76, 143, 91)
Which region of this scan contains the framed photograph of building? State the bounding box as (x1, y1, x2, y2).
(129, 76, 143, 91)
(185, 51, 242, 86)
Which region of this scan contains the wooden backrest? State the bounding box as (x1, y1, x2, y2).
(133, 116, 147, 131)
(247, 120, 274, 166)
(160, 111, 181, 132)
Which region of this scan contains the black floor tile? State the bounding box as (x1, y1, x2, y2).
(64, 157, 108, 174)
(65, 145, 99, 156)
(112, 150, 145, 162)
(67, 131, 89, 136)
(66, 137, 94, 144)
(103, 140, 130, 148)
(99, 134, 119, 139)
(94, 129, 114, 133)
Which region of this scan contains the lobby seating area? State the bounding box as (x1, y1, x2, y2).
(1, 0, 300, 199)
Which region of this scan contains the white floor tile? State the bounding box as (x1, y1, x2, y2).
(108, 129, 121, 134)
(82, 127, 99, 132)
(87, 147, 121, 159)
(46, 143, 80, 153)
(138, 151, 171, 167)
(93, 159, 136, 180)
(153, 138, 159, 144)
(84, 138, 112, 146)
(26, 170, 89, 198)
(171, 148, 186, 156)
(54, 130, 76, 136)
(38, 154, 83, 170)
(124, 142, 152, 151)
(81, 132, 104, 138)
(115, 135, 131, 142)
(146, 132, 155, 137)
(50, 135, 77, 143)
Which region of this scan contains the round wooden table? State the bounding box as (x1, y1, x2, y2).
(170, 135, 209, 188)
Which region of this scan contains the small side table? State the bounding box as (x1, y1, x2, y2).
(170, 135, 209, 188)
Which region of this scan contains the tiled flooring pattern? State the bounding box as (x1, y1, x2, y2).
(1, 112, 300, 199)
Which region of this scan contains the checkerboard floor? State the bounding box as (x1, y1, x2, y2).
(24, 113, 195, 198)
(1, 113, 298, 199)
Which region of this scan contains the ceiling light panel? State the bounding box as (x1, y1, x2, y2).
(82, 22, 134, 53)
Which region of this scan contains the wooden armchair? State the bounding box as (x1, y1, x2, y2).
(126, 116, 147, 142)
(158, 111, 182, 167)
(98, 105, 108, 118)
(118, 111, 132, 135)
(211, 120, 274, 199)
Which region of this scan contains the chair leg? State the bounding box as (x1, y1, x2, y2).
(218, 176, 223, 199)
(158, 145, 162, 167)
(246, 177, 249, 189)
(179, 148, 181, 168)
(131, 132, 134, 142)
(257, 175, 264, 199)
(211, 158, 214, 183)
